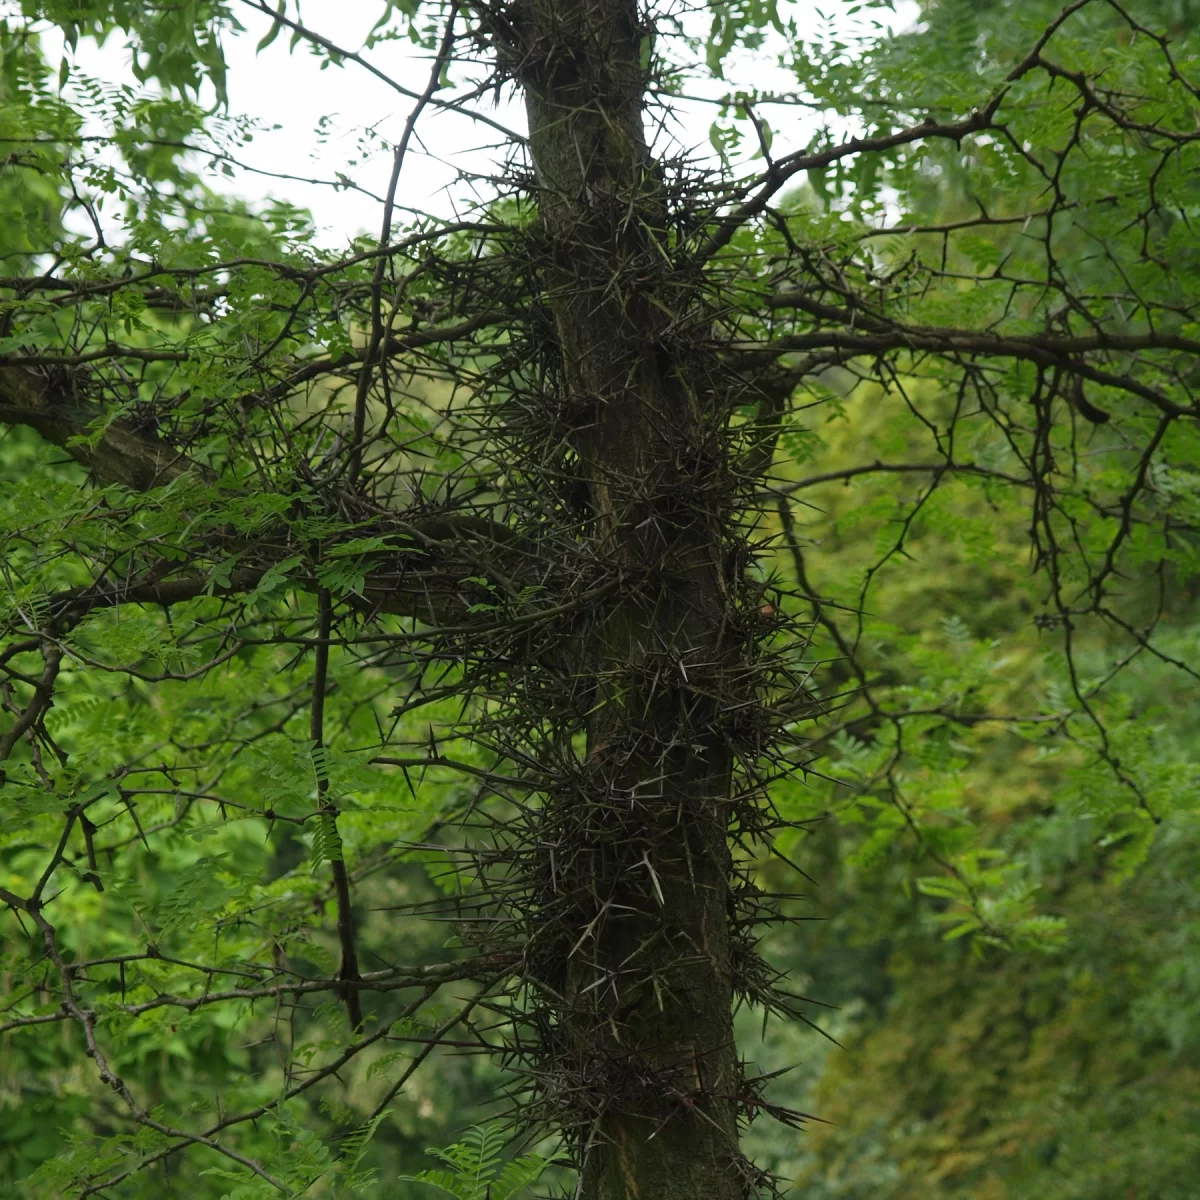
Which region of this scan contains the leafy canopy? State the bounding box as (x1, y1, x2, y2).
(2, 0, 1200, 1194)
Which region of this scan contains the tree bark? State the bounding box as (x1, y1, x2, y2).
(499, 0, 749, 1194)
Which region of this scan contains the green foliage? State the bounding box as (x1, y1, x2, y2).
(400, 1126, 550, 1200)
(775, 812, 1200, 1198)
(3, 0, 1200, 1195)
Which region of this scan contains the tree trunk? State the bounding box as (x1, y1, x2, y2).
(498, 0, 750, 1194)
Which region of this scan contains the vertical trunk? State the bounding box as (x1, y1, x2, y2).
(500, 0, 750, 1195)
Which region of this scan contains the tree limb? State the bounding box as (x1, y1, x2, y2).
(0, 364, 195, 489)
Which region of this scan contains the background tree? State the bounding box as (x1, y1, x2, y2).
(2, 0, 1199, 1196)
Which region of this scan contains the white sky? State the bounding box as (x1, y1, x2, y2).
(37, 1, 917, 247)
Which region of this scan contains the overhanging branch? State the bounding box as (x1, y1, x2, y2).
(734, 325, 1197, 418)
(0, 363, 542, 635)
(0, 364, 195, 489)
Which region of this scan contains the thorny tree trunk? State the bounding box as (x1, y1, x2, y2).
(497, 0, 748, 1195)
